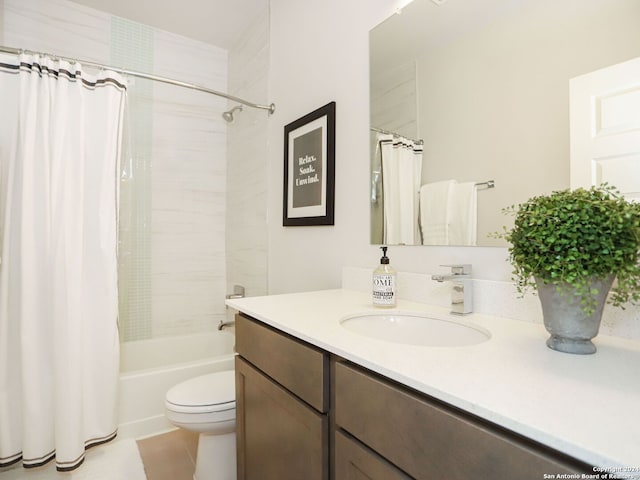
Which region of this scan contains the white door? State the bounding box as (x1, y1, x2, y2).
(570, 56, 640, 200)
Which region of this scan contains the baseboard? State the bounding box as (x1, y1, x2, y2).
(118, 414, 176, 440)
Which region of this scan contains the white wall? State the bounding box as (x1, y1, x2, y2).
(267, 0, 511, 294)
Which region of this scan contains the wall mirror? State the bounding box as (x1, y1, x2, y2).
(370, 0, 640, 247)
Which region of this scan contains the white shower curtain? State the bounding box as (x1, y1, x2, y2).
(379, 133, 423, 245)
(0, 53, 126, 471)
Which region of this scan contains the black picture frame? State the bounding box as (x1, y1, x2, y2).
(283, 101, 336, 226)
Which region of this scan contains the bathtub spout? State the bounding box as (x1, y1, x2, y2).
(218, 320, 235, 331)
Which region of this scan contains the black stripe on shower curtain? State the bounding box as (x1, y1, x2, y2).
(0, 59, 127, 90)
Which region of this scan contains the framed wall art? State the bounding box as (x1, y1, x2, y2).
(283, 101, 336, 226)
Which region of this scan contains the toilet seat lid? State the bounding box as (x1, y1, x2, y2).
(166, 370, 235, 408)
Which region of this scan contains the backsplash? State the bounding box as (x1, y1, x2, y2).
(342, 266, 640, 341)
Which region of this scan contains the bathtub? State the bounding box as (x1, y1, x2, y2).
(118, 331, 235, 439)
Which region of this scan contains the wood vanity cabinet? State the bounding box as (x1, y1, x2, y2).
(235, 312, 592, 480)
(235, 313, 329, 480)
(333, 360, 591, 480)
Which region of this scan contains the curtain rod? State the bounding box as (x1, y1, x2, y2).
(370, 126, 424, 145)
(0, 45, 276, 114)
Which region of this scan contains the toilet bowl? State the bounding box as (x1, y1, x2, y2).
(165, 370, 236, 480)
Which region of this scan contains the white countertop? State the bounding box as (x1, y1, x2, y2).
(227, 289, 640, 473)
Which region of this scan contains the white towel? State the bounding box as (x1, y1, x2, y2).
(419, 180, 455, 245)
(449, 182, 478, 246)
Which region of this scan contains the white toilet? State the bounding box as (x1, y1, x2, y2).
(165, 370, 237, 480)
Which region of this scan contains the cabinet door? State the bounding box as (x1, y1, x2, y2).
(236, 356, 328, 480)
(334, 430, 412, 480)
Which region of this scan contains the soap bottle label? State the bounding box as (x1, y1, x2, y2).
(373, 274, 396, 306)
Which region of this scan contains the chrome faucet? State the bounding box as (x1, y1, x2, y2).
(431, 264, 473, 315)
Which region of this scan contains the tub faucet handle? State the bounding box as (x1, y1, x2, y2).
(225, 284, 245, 300)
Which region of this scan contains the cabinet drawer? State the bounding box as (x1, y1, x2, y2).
(235, 313, 328, 412)
(334, 361, 588, 480)
(334, 430, 412, 480)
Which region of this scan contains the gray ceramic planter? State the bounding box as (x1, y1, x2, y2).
(535, 275, 614, 354)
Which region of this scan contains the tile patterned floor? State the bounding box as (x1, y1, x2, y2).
(137, 430, 199, 480)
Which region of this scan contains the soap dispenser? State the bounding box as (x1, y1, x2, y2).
(372, 246, 397, 307)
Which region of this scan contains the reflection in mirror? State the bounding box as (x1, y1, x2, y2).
(370, 0, 640, 246)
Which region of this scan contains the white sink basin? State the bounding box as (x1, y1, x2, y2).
(340, 312, 490, 347)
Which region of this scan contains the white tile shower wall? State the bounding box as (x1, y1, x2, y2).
(226, 7, 270, 300)
(149, 31, 228, 337)
(3, 0, 229, 339)
(4, 0, 110, 61)
(0, 1, 5, 40)
(112, 17, 155, 340)
(342, 266, 640, 341)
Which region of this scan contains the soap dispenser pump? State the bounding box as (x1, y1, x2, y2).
(372, 246, 397, 307)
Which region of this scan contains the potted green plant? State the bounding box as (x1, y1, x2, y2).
(497, 184, 640, 354)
